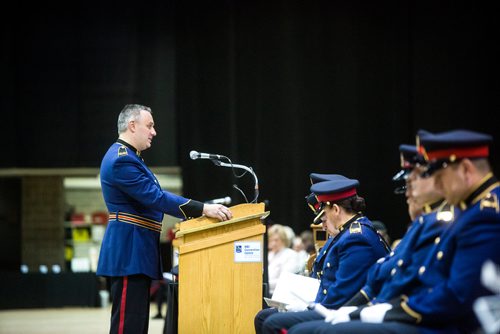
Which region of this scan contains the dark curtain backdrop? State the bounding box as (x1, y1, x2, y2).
(175, 0, 500, 240)
(1, 1, 178, 167)
(2, 0, 499, 240)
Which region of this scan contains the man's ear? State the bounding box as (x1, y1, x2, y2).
(461, 158, 481, 186)
(128, 120, 136, 133)
(461, 158, 475, 175)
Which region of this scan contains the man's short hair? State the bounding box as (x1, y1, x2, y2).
(117, 104, 152, 134)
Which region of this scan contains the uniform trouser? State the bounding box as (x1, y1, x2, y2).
(287, 320, 421, 334)
(255, 308, 278, 334)
(262, 309, 323, 334)
(110, 274, 151, 334)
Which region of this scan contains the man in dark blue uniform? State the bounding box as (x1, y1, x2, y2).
(305, 129, 500, 334)
(356, 145, 455, 307)
(261, 177, 389, 334)
(96, 104, 232, 334)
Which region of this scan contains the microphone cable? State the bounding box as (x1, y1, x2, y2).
(212, 156, 259, 203)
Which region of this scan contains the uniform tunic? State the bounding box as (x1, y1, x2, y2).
(261, 215, 389, 334)
(342, 175, 500, 333)
(315, 215, 389, 309)
(97, 141, 203, 280)
(356, 201, 456, 305)
(400, 175, 500, 331)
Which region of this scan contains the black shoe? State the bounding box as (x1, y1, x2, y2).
(152, 314, 163, 319)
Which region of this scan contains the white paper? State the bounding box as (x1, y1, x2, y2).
(268, 272, 320, 307)
(263, 297, 288, 311)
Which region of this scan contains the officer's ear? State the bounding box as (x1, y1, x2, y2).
(128, 120, 137, 133)
(460, 158, 479, 183)
(331, 203, 341, 214)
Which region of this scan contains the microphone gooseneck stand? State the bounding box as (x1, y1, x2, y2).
(211, 159, 259, 203)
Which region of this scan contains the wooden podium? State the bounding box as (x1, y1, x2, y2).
(173, 203, 269, 334)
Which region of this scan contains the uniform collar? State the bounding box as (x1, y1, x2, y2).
(423, 199, 445, 214)
(117, 138, 141, 158)
(338, 213, 362, 232)
(460, 173, 499, 209)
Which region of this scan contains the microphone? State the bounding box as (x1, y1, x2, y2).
(205, 196, 232, 205)
(189, 150, 225, 160)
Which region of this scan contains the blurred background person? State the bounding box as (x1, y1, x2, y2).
(267, 224, 301, 296)
(299, 230, 315, 255)
(291, 235, 309, 275)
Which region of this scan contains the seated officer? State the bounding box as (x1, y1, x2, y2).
(286, 143, 456, 334)
(261, 177, 389, 334)
(254, 173, 346, 334)
(394, 144, 434, 220)
(305, 173, 349, 277)
(306, 129, 500, 334)
(362, 145, 455, 306)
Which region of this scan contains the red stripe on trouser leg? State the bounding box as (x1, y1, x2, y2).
(118, 276, 128, 334)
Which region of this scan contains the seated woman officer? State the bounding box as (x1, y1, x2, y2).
(261, 177, 390, 334)
(255, 173, 345, 334)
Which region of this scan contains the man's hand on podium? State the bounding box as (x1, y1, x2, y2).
(203, 204, 233, 222)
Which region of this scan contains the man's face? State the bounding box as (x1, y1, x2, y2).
(406, 169, 420, 219)
(134, 110, 156, 151)
(409, 165, 442, 207)
(433, 161, 468, 205)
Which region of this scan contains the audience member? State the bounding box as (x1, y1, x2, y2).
(291, 236, 309, 275)
(267, 224, 301, 296)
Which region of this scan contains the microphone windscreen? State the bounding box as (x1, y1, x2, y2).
(189, 150, 198, 160)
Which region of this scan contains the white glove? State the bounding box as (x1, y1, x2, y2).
(285, 303, 308, 312)
(324, 306, 357, 324)
(360, 303, 392, 323)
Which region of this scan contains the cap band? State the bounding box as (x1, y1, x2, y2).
(317, 188, 357, 203)
(426, 145, 489, 161)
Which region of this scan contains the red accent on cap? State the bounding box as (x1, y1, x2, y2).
(418, 145, 426, 155)
(317, 188, 357, 203)
(426, 145, 489, 161)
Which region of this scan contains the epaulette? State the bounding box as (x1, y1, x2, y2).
(479, 192, 499, 213)
(118, 146, 128, 157)
(349, 220, 362, 234)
